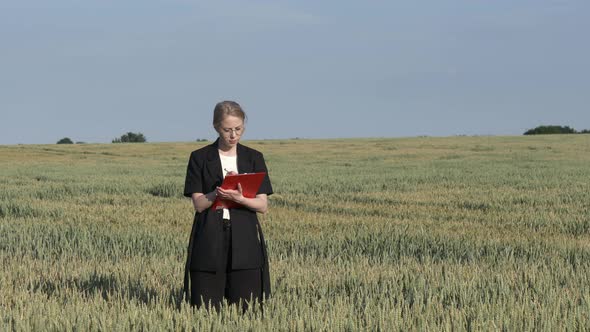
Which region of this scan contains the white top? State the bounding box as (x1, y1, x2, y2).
(219, 153, 238, 220)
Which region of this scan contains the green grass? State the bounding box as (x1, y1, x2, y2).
(1, 135, 590, 331)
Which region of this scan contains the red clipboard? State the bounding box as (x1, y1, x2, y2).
(211, 172, 266, 210)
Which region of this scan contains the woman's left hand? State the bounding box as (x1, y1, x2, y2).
(216, 183, 244, 203)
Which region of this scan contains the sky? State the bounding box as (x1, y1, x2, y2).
(1, 0, 589, 144)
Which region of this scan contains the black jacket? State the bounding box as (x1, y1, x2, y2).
(183, 139, 273, 299)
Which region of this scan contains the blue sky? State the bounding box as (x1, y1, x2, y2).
(1, 0, 589, 144)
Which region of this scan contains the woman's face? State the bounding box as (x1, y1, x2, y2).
(217, 115, 244, 148)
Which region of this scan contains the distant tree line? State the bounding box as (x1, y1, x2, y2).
(57, 137, 74, 144)
(56, 132, 148, 144)
(524, 125, 590, 135)
(56, 137, 86, 144)
(112, 132, 147, 143)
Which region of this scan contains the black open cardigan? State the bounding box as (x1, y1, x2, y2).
(183, 139, 273, 302)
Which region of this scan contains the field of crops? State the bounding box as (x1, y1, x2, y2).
(1, 135, 589, 331)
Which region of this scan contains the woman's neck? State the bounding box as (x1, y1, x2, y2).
(218, 141, 237, 156)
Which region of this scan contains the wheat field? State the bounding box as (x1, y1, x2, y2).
(1, 135, 589, 331)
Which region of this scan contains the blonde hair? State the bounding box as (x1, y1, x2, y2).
(213, 101, 247, 129)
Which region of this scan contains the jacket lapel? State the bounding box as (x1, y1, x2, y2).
(206, 139, 223, 184)
(237, 143, 251, 174)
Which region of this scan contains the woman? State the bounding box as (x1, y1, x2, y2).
(183, 101, 273, 311)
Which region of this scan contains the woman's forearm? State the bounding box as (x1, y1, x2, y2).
(197, 188, 269, 214)
(237, 194, 268, 214)
(191, 192, 216, 213)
